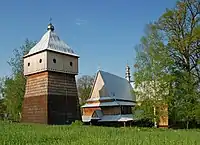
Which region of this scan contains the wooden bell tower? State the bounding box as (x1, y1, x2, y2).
(21, 23, 81, 124)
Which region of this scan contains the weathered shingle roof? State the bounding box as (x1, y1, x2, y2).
(25, 25, 78, 57)
(85, 70, 135, 104)
(99, 71, 135, 101)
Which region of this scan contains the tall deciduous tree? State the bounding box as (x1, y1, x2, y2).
(0, 77, 4, 99)
(0, 98, 6, 119)
(77, 75, 95, 105)
(158, 0, 200, 82)
(157, 0, 200, 129)
(8, 39, 37, 75)
(134, 24, 173, 126)
(0, 78, 6, 119)
(1, 39, 36, 122)
(134, 0, 200, 129)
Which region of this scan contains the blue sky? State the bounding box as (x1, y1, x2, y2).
(0, 0, 176, 78)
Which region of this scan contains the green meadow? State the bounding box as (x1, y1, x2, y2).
(0, 121, 200, 145)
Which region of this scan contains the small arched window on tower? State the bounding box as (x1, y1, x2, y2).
(39, 59, 42, 63)
(53, 58, 56, 63)
(70, 62, 73, 67)
(28, 63, 30, 67)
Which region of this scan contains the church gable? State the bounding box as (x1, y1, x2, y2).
(92, 110, 103, 119)
(90, 72, 109, 99)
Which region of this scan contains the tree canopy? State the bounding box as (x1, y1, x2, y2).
(0, 39, 36, 121)
(134, 0, 200, 129)
(77, 75, 95, 105)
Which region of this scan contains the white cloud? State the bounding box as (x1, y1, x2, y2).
(76, 22, 81, 25)
(75, 18, 88, 26)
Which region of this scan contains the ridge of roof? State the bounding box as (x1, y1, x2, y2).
(99, 70, 131, 85)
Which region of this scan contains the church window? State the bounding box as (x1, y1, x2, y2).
(53, 58, 56, 63)
(70, 62, 73, 66)
(39, 59, 42, 63)
(28, 63, 30, 66)
(121, 106, 132, 114)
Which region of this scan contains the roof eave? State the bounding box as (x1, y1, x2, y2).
(23, 49, 79, 58)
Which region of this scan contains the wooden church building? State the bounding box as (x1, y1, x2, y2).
(21, 23, 81, 124)
(81, 66, 136, 126)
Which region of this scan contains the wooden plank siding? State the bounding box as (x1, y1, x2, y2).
(82, 107, 101, 116)
(82, 107, 121, 116)
(22, 71, 81, 124)
(101, 107, 121, 115)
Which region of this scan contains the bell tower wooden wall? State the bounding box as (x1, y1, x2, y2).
(21, 71, 81, 124)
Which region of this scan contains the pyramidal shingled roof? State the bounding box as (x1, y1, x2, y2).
(25, 23, 79, 57)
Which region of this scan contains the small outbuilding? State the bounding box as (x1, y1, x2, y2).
(81, 70, 136, 126)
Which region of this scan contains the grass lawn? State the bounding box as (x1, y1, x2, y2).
(0, 121, 200, 145)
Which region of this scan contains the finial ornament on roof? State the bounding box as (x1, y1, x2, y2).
(125, 64, 131, 83)
(49, 17, 52, 23)
(97, 64, 101, 71)
(47, 18, 54, 31)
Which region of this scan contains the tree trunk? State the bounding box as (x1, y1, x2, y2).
(186, 121, 189, 129)
(153, 106, 157, 128)
(124, 122, 126, 127)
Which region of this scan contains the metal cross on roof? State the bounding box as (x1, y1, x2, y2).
(49, 17, 52, 23)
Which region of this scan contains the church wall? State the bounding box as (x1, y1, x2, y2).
(82, 106, 121, 116)
(48, 72, 81, 121)
(24, 71, 48, 98)
(47, 51, 78, 74)
(48, 72, 77, 96)
(91, 74, 107, 99)
(22, 71, 81, 124)
(21, 95, 47, 124)
(82, 107, 101, 116)
(101, 107, 121, 115)
(63, 54, 78, 74)
(22, 72, 48, 123)
(24, 51, 47, 76)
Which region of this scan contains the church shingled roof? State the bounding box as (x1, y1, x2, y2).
(87, 70, 136, 103)
(25, 23, 78, 57)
